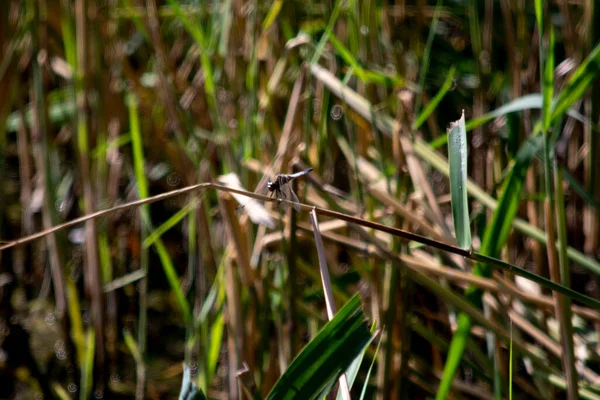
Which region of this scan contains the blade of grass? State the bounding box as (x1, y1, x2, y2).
(261, 0, 283, 31)
(327, 34, 403, 87)
(414, 0, 444, 120)
(216, 0, 233, 57)
(52, 384, 72, 400)
(143, 200, 197, 248)
(538, 10, 579, 396)
(413, 66, 456, 131)
(103, 269, 146, 293)
(562, 167, 600, 213)
(430, 93, 544, 149)
(167, 0, 219, 119)
(447, 111, 472, 249)
(359, 333, 383, 400)
(127, 92, 150, 399)
(551, 42, 600, 120)
(541, 27, 554, 132)
(194, 259, 226, 392)
(66, 279, 85, 367)
(434, 130, 546, 397)
(31, 0, 68, 321)
(509, 320, 513, 400)
(80, 329, 95, 400)
(128, 95, 192, 327)
(74, 0, 105, 382)
(123, 330, 145, 400)
(309, 208, 351, 400)
(309, 0, 344, 65)
(265, 294, 372, 400)
(554, 163, 579, 398)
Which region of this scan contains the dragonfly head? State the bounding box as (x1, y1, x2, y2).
(266, 180, 274, 191)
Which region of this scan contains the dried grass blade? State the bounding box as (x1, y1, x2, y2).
(308, 208, 351, 400)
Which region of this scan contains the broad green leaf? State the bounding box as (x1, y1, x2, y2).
(552, 42, 600, 120)
(430, 94, 543, 149)
(466, 94, 543, 132)
(447, 111, 471, 249)
(266, 295, 372, 400)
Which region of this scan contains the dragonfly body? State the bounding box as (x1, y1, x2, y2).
(265, 168, 313, 211)
(266, 168, 312, 193)
(237, 167, 313, 215)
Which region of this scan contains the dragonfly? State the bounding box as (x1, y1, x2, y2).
(238, 167, 313, 213)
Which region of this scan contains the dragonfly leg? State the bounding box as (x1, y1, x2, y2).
(268, 191, 277, 206)
(276, 189, 287, 208)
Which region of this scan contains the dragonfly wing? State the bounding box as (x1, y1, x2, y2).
(239, 167, 273, 210)
(290, 187, 301, 212)
(218, 173, 275, 228)
(279, 180, 301, 211)
(254, 174, 271, 196)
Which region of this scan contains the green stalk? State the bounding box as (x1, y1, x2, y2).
(414, 0, 443, 121)
(554, 163, 579, 398)
(127, 94, 149, 399)
(74, 0, 105, 387)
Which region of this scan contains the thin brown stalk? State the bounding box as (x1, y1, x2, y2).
(545, 198, 579, 400)
(29, 0, 80, 388)
(145, 0, 184, 138)
(0, 183, 211, 251)
(75, 0, 106, 389)
(583, 0, 600, 358)
(4, 182, 599, 310)
(218, 194, 260, 393)
(223, 246, 241, 400)
(356, 149, 467, 272)
(30, 0, 67, 323)
(369, 228, 600, 319)
(103, 269, 146, 293)
(16, 105, 34, 235)
(398, 134, 450, 235)
(281, 68, 306, 357)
